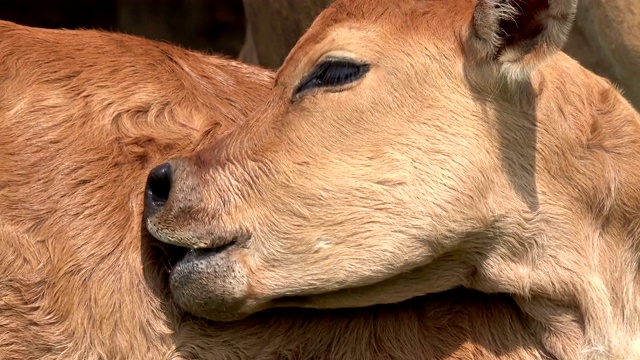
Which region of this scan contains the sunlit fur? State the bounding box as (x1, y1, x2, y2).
(149, 0, 640, 358)
(0, 19, 575, 360)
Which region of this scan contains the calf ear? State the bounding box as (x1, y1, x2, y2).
(471, 0, 577, 80)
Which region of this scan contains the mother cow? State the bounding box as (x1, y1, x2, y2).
(0, 10, 553, 360)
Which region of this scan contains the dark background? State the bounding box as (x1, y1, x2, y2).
(0, 0, 247, 57)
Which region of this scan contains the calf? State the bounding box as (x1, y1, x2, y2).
(147, 0, 640, 358)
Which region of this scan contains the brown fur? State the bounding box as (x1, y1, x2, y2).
(0, 19, 559, 360)
(150, 0, 640, 359)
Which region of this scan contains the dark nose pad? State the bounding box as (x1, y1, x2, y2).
(144, 162, 173, 218)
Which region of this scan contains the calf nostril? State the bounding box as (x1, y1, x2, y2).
(146, 162, 173, 213)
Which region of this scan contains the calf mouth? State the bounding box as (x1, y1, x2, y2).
(155, 237, 239, 272)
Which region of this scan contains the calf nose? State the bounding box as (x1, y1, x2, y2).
(144, 162, 173, 217)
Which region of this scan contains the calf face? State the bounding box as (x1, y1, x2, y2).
(145, 0, 579, 321)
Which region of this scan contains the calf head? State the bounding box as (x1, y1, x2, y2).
(145, 0, 577, 321)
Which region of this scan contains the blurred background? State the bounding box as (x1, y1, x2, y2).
(0, 0, 246, 57)
(0, 0, 332, 70)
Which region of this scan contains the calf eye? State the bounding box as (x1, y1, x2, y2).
(294, 59, 370, 97)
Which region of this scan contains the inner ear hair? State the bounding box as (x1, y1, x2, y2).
(498, 0, 549, 52)
(472, 0, 577, 80)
